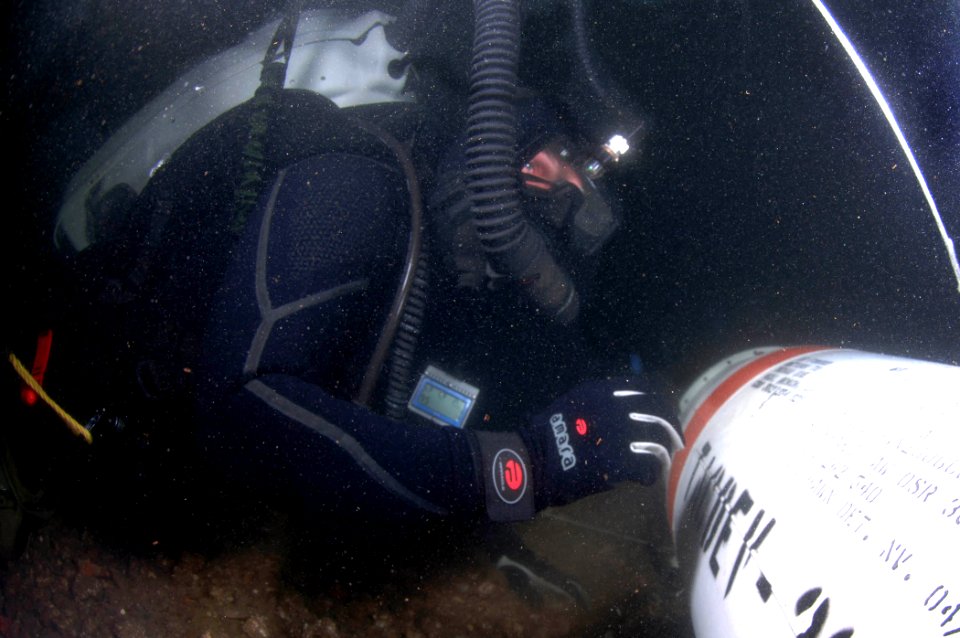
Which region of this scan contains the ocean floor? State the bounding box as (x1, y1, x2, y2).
(0, 481, 692, 638)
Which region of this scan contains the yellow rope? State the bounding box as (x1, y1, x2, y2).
(8, 352, 92, 444)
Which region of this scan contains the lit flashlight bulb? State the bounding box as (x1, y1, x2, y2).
(606, 134, 630, 158)
(583, 133, 632, 180)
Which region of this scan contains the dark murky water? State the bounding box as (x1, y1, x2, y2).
(3, 1, 958, 636)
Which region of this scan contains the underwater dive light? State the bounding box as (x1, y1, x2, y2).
(582, 123, 643, 181)
(582, 133, 630, 180)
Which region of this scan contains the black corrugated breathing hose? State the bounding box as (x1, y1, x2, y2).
(383, 246, 429, 419)
(466, 0, 580, 324)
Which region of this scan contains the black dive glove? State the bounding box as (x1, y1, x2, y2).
(472, 378, 683, 521)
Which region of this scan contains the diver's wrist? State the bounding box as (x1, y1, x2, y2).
(470, 430, 537, 522)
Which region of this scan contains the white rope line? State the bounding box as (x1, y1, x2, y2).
(811, 0, 960, 293)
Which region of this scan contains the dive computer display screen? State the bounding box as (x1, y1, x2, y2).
(407, 365, 479, 428)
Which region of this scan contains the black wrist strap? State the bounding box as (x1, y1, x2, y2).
(472, 430, 536, 521)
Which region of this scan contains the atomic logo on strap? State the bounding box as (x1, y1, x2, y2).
(575, 417, 588, 436)
(491, 448, 528, 504)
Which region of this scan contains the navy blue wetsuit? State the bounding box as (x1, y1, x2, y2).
(196, 151, 484, 524)
(48, 93, 658, 536)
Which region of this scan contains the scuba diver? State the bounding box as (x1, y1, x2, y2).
(10, 0, 682, 586)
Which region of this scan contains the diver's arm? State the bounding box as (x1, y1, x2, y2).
(206, 371, 681, 522)
(205, 371, 484, 519)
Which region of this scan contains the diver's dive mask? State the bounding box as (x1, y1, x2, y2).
(431, 133, 627, 294)
(520, 136, 620, 258)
